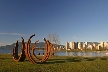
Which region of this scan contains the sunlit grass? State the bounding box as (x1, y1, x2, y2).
(0, 54, 108, 72)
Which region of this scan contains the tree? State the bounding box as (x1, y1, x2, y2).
(47, 33, 60, 48)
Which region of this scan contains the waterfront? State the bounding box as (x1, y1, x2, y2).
(0, 49, 108, 57)
(56, 51, 108, 57)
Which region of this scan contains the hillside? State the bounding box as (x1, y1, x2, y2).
(0, 42, 64, 50)
(0, 42, 44, 50)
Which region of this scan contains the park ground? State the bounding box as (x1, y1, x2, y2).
(0, 54, 108, 72)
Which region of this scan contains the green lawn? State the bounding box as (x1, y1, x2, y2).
(0, 54, 108, 72)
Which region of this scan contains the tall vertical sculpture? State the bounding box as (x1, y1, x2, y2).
(25, 34, 36, 64)
(12, 37, 26, 62)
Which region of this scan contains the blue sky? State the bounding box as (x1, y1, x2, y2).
(0, 0, 108, 46)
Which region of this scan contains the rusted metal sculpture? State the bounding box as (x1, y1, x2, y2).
(12, 37, 26, 62)
(40, 40, 53, 63)
(31, 38, 55, 63)
(12, 34, 55, 64)
(32, 40, 41, 61)
(25, 34, 36, 64)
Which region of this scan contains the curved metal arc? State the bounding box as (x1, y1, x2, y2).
(32, 40, 41, 60)
(47, 43, 55, 58)
(31, 38, 50, 63)
(38, 40, 48, 62)
(31, 38, 55, 63)
(41, 41, 54, 62)
(25, 34, 37, 64)
(39, 40, 51, 63)
(13, 39, 26, 62)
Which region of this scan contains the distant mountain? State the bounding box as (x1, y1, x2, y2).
(0, 42, 44, 50)
(0, 42, 64, 50)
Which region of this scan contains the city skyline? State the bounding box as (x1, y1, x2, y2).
(66, 41, 108, 51)
(0, 0, 108, 46)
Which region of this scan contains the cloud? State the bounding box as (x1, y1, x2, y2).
(73, 37, 83, 41)
(0, 32, 28, 36)
(73, 37, 78, 39)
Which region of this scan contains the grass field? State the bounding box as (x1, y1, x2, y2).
(0, 54, 108, 72)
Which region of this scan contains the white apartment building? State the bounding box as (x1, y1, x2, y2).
(87, 44, 93, 50)
(85, 42, 88, 46)
(83, 42, 86, 49)
(103, 42, 108, 49)
(97, 44, 101, 50)
(78, 42, 83, 49)
(93, 43, 97, 50)
(100, 41, 104, 48)
(70, 42, 75, 49)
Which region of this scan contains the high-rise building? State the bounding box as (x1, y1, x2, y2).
(78, 42, 83, 49)
(83, 42, 86, 49)
(70, 42, 72, 49)
(75, 42, 78, 49)
(100, 41, 104, 48)
(85, 42, 88, 46)
(70, 42, 75, 49)
(97, 44, 101, 50)
(66, 42, 69, 50)
(93, 43, 96, 50)
(88, 44, 93, 50)
(103, 42, 108, 49)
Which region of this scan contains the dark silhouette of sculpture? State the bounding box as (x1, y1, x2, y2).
(12, 37, 26, 62)
(12, 40, 19, 58)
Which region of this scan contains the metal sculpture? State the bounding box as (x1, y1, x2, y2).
(12, 34, 55, 64)
(25, 34, 36, 64)
(12, 37, 26, 62)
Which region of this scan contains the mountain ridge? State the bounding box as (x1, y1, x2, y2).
(0, 42, 64, 50)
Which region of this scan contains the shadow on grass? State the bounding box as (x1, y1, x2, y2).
(100, 57, 108, 60)
(86, 58, 96, 61)
(0, 58, 12, 60)
(41, 57, 98, 64)
(1, 56, 103, 64)
(39, 58, 83, 64)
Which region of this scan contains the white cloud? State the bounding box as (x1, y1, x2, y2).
(73, 37, 83, 41)
(0, 32, 28, 36)
(73, 37, 78, 39)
